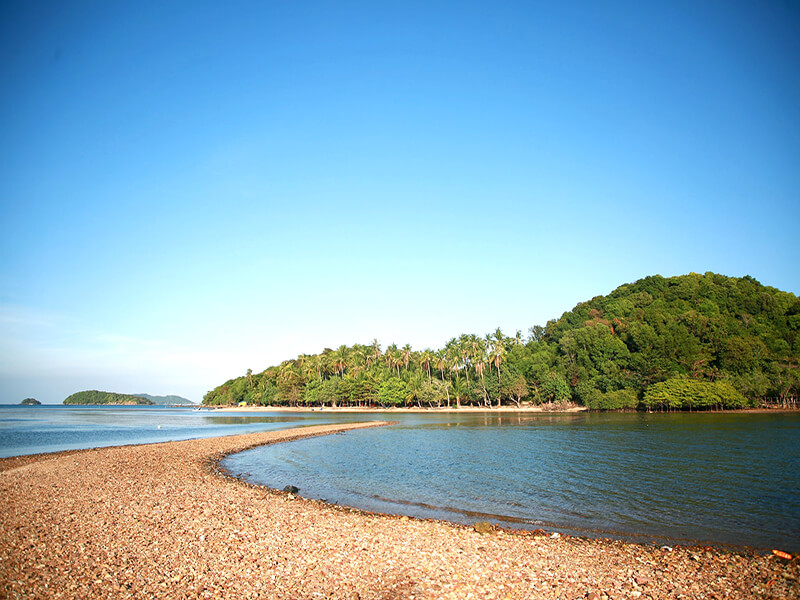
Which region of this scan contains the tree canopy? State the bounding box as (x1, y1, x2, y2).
(63, 391, 155, 405)
(204, 273, 799, 411)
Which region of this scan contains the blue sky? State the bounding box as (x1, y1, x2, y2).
(1, 1, 798, 403)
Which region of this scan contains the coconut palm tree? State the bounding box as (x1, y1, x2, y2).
(451, 378, 467, 409)
(419, 349, 433, 383)
(488, 338, 507, 407)
(333, 345, 348, 378)
(385, 343, 401, 377)
(370, 339, 382, 364)
(401, 344, 413, 372)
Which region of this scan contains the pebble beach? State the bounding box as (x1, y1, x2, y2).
(1, 421, 797, 599)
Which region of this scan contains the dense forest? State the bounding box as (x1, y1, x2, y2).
(63, 391, 155, 405)
(203, 273, 800, 411)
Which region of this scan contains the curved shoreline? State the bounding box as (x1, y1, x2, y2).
(1, 423, 797, 599)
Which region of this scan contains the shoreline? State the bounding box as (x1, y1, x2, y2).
(2, 424, 797, 599)
(209, 404, 589, 413)
(207, 404, 799, 415)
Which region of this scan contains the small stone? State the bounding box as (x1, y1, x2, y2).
(283, 485, 299, 494)
(474, 521, 492, 534)
(635, 576, 650, 586)
(586, 592, 600, 600)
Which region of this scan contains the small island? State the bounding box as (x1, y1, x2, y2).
(135, 393, 194, 405)
(63, 391, 155, 405)
(203, 272, 799, 411)
(20, 398, 41, 405)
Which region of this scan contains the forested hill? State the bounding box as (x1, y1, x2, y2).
(203, 273, 799, 410)
(135, 393, 194, 405)
(63, 391, 154, 405)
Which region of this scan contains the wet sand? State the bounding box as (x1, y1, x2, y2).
(1, 422, 797, 599)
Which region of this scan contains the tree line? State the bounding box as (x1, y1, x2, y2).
(203, 272, 800, 411)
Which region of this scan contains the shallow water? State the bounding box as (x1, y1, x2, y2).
(0, 405, 339, 457)
(223, 411, 800, 552)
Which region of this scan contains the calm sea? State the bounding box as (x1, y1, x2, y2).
(2, 406, 797, 552)
(0, 405, 342, 458)
(223, 411, 800, 553)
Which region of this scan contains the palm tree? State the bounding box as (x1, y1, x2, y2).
(419, 349, 433, 383)
(308, 354, 323, 382)
(435, 350, 448, 382)
(488, 339, 506, 407)
(385, 343, 401, 377)
(350, 346, 368, 376)
(452, 378, 467, 409)
(474, 358, 488, 405)
(401, 344, 413, 372)
(333, 345, 348, 377)
(371, 339, 382, 364)
(471, 337, 488, 406)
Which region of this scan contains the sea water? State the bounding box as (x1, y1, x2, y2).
(223, 411, 800, 552)
(0, 405, 339, 458)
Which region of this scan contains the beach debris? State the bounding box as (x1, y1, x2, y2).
(283, 485, 300, 494)
(772, 549, 793, 560)
(530, 528, 547, 537)
(661, 546, 673, 552)
(550, 532, 560, 539)
(473, 521, 493, 534)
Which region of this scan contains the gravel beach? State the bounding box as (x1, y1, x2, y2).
(1, 421, 797, 599)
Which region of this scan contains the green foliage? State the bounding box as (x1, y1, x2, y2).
(20, 398, 41, 405)
(378, 378, 406, 407)
(202, 272, 799, 411)
(540, 373, 571, 404)
(585, 388, 639, 411)
(135, 393, 193, 405)
(63, 390, 154, 405)
(642, 377, 751, 411)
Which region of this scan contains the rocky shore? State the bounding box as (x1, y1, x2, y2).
(1, 422, 797, 599)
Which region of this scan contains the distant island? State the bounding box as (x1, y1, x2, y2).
(134, 393, 194, 405)
(64, 391, 154, 405)
(20, 398, 41, 405)
(204, 272, 799, 411)
(62, 391, 194, 405)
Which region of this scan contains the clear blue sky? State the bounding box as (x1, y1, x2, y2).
(1, 1, 798, 403)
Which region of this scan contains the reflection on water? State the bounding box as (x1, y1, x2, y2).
(224, 412, 800, 552)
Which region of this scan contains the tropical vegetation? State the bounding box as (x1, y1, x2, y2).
(203, 273, 799, 411)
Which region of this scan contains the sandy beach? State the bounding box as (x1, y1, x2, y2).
(1, 422, 797, 599)
(209, 405, 590, 414)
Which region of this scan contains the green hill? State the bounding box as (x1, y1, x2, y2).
(135, 393, 194, 405)
(63, 391, 154, 405)
(20, 398, 41, 405)
(203, 273, 799, 410)
(535, 272, 798, 409)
